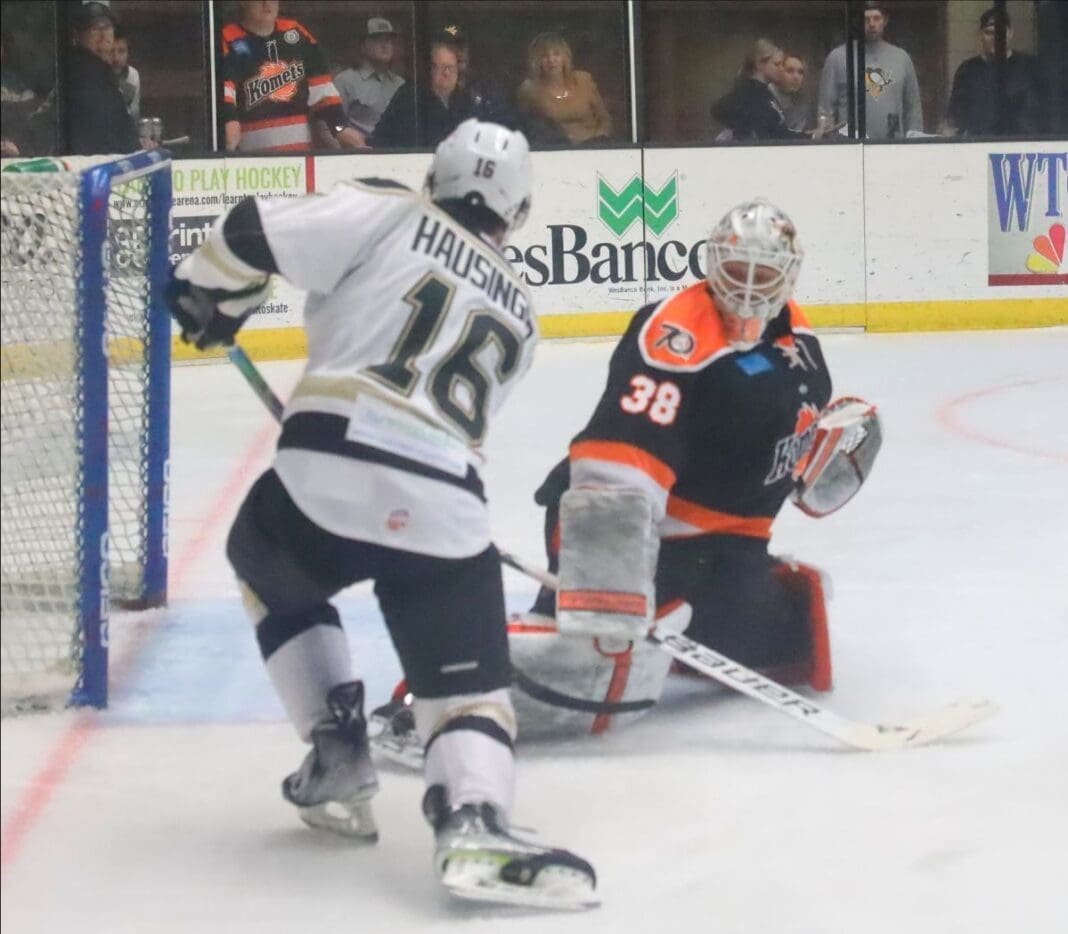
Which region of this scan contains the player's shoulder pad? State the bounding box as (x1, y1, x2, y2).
(638, 282, 735, 372)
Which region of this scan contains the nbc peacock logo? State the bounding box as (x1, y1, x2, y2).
(597, 173, 679, 238)
(1026, 222, 1065, 276)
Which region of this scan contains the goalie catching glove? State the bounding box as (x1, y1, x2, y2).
(792, 397, 882, 517)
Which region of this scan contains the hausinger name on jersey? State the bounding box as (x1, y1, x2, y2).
(251, 180, 537, 559)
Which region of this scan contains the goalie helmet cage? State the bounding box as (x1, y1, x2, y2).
(1, 151, 172, 712)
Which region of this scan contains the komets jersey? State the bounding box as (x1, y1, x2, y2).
(221, 18, 344, 152)
(566, 282, 832, 541)
(245, 180, 537, 558)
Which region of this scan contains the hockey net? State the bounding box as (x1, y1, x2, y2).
(1, 152, 171, 712)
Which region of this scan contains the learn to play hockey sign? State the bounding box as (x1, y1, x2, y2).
(987, 150, 1067, 286)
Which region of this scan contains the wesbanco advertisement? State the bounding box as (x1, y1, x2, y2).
(168, 141, 1067, 360)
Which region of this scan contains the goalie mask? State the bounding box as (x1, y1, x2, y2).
(706, 199, 803, 351)
(424, 119, 533, 234)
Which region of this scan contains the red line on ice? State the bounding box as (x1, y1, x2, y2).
(936, 376, 1068, 465)
(0, 419, 279, 874)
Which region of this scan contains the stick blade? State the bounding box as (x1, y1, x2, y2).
(844, 698, 998, 751)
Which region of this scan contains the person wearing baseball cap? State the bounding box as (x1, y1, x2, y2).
(334, 16, 405, 144)
(64, 1, 140, 154)
(945, 6, 1049, 137)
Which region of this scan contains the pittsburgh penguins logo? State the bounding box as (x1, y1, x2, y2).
(865, 67, 892, 97)
(653, 322, 696, 358)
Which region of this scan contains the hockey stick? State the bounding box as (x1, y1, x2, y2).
(228, 344, 285, 421)
(497, 549, 997, 752)
(225, 350, 997, 751)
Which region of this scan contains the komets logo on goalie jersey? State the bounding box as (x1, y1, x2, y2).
(764, 402, 820, 485)
(244, 60, 306, 108)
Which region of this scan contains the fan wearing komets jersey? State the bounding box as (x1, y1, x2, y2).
(221, 1, 363, 153)
(164, 120, 597, 911)
(374, 199, 882, 748)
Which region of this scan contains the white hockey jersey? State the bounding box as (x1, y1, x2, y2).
(195, 180, 537, 558)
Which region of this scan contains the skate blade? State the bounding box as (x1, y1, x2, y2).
(441, 857, 599, 911)
(297, 796, 378, 842)
(369, 733, 424, 771)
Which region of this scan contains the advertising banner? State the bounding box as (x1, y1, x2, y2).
(169, 157, 308, 330)
(643, 145, 866, 316)
(987, 149, 1067, 286)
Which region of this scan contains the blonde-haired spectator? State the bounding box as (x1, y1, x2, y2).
(516, 33, 611, 145)
(712, 38, 806, 141)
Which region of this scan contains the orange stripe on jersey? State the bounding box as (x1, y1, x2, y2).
(558, 590, 648, 616)
(221, 23, 246, 50)
(307, 75, 333, 87)
(257, 142, 313, 153)
(570, 440, 676, 490)
(310, 94, 342, 110)
(665, 495, 773, 539)
(639, 283, 733, 372)
(787, 299, 812, 331)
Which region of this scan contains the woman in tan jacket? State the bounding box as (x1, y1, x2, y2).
(516, 33, 612, 144)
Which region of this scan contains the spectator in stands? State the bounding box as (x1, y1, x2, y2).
(220, 0, 362, 153)
(712, 39, 807, 141)
(772, 53, 813, 133)
(334, 16, 404, 146)
(438, 23, 516, 129)
(817, 0, 922, 140)
(944, 7, 1049, 137)
(2, 28, 40, 156)
(372, 34, 474, 149)
(63, 2, 140, 155)
(516, 32, 612, 145)
(110, 25, 140, 122)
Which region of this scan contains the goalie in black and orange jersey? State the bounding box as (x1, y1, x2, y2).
(220, 1, 365, 153)
(372, 199, 883, 756)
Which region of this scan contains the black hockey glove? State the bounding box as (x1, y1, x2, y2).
(165, 274, 257, 351)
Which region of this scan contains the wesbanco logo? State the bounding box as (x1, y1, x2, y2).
(501, 172, 708, 287)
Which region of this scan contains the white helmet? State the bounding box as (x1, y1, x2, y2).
(424, 119, 532, 233)
(706, 199, 803, 350)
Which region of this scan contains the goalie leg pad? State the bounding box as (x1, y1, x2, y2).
(557, 487, 658, 640)
(770, 561, 832, 692)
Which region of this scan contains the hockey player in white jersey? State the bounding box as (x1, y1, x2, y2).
(166, 119, 597, 910)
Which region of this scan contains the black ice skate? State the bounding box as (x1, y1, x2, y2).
(282, 681, 379, 842)
(423, 785, 598, 910)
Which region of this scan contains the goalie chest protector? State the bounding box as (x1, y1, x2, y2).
(572, 283, 833, 536)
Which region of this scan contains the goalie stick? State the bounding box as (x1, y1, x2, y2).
(225, 350, 996, 751)
(496, 550, 997, 752)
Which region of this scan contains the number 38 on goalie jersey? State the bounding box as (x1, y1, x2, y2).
(569, 282, 832, 540)
(255, 179, 537, 558)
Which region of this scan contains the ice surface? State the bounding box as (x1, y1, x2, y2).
(3, 329, 1067, 933)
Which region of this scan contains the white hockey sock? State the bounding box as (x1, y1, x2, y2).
(416, 689, 516, 816)
(264, 624, 353, 741)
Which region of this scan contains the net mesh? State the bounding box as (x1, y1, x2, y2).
(1, 159, 158, 707)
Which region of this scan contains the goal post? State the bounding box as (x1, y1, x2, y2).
(1, 150, 172, 711)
